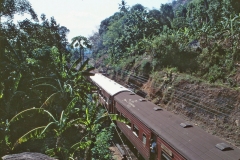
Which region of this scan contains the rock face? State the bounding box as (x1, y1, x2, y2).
(2, 152, 57, 160)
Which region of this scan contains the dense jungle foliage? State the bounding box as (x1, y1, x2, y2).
(0, 0, 125, 159)
(90, 0, 240, 85)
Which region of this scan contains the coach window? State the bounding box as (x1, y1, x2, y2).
(126, 119, 131, 129)
(133, 124, 139, 137)
(113, 101, 116, 108)
(107, 98, 112, 105)
(100, 90, 103, 97)
(142, 133, 146, 145)
(161, 151, 172, 160)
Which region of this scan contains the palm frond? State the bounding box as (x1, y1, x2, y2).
(9, 108, 44, 123)
(42, 110, 58, 122)
(40, 92, 61, 108)
(9, 108, 57, 124)
(57, 79, 63, 91)
(13, 126, 46, 149)
(68, 57, 82, 71)
(71, 140, 92, 150)
(65, 97, 79, 114)
(67, 118, 88, 126)
(79, 58, 89, 71)
(40, 122, 57, 136)
(33, 83, 59, 92)
(59, 111, 67, 128)
(70, 139, 92, 154)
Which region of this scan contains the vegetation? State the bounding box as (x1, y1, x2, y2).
(0, 0, 125, 159)
(90, 0, 240, 86)
(89, 0, 240, 149)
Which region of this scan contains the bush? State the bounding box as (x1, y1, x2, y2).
(140, 59, 152, 74)
(207, 64, 223, 83)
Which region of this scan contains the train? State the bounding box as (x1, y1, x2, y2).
(89, 73, 240, 160)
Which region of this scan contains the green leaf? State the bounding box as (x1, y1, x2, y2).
(79, 58, 89, 71)
(70, 140, 92, 152)
(40, 122, 56, 136)
(99, 113, 129, 124)
(67, 118, 87, 126)
(40, 92, 61, 108)
(9, 108, 57, 124)
(13, 126, 46, 149)
(33, 83, 59, 92)
(68, 57, 82, 71)
(65, 97, 79, 114)
(9, 108, 44, 123)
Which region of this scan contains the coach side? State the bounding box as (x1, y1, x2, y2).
(114, 96, 152, 159)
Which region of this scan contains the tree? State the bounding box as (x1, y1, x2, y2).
(71, 36, 92, 64)
(88, 31, 101, 58)
(160, 3, 174, 28)
(130, 3, 145, 13)
(0, 0, 38, 24)
(118, 0, 129, 13)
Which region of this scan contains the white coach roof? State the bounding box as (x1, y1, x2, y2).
(90, 73, 130, 96)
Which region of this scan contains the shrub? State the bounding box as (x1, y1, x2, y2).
(207, 64, 224, 83)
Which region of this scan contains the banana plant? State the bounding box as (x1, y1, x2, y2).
(71, 36, 92, 64)
(7, 97, 79, 149)
(0, 71, 28, 120)
(32, 57, 95, 110)
(7, 95, 128, 160)
(216, 14, 240, 60)
(68, 106, 129, 160)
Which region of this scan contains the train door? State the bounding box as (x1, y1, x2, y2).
(150, 134, 157, 160)
(109, 97, 113, 113)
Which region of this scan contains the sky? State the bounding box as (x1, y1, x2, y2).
(14, 0, 171, 41)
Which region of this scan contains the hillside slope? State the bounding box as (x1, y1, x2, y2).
(94, 61, 240, 148)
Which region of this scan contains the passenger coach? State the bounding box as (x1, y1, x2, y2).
(90, 73, 130, 113)
(90, 73, 240, 160)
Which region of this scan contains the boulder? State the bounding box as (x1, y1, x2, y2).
(2, 152, 57, 160)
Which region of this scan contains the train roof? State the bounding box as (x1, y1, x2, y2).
(114, 92, 240, 160)
(90, 73, 131, 96)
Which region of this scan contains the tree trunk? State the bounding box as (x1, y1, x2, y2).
(82, 48, 84, 64)
(204, 0, 209, 23)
